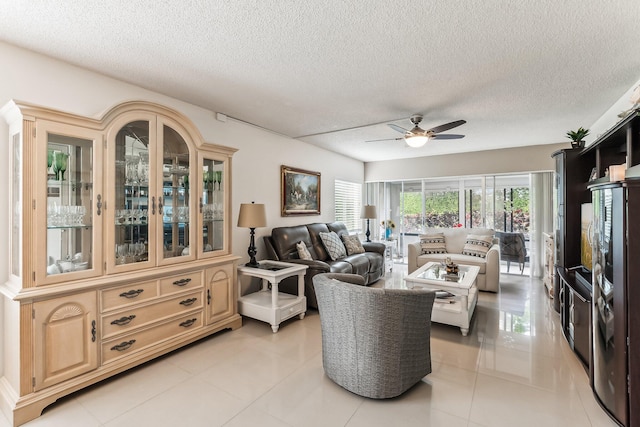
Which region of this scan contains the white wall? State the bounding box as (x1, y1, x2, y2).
(364, 142, 567, 182)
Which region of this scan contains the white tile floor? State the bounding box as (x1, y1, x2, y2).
(2, 266, 618, 427)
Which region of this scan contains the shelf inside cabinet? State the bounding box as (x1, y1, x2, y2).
(47, 224, 93, 230)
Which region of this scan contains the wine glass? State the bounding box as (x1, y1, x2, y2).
(214, 171, 222, 191)
(47, 149, 54, 176)
(53, 151, 68, 181)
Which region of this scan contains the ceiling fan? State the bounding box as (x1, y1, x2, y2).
(367, 115, 466, 148)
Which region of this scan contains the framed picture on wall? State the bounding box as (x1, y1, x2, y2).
(281, 165, 321, 216)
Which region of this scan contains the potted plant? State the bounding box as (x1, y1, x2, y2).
(566, 127, 590, 149)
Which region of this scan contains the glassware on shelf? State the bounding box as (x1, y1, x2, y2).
(203, 204, 214, 220)
(115, 244, 128, 265)
(47, 149, 54, 174)
(203, 170, 213, 190)
(47, 204, 87, 227)
(214, 171, 222, 191)
(125, 155, 140, 185)
(52, 151, 68, 181)
(175, 206, 189, 223)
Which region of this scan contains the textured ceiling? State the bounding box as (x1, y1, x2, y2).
(1, 1, 640, 162)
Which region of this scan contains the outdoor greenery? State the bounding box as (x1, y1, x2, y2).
(399, 187, 530, 233)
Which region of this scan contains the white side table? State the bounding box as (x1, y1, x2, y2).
(375, 239, 397, 272)
(237, 260, 308, 333)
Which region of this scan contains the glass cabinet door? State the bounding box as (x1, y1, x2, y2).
(159, 123, 194, 263)
(112, 120, 153, 270)
(39, 123, 103, 283)
(199, 153, 228, 257)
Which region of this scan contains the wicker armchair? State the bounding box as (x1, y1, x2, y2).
(496, 231, 529, 274)
(313, 273, 436, 399)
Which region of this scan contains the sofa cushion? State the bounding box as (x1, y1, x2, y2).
(342, 235, 365, 255)
(326, 259, 354, 274)
(462, 234, 494, 258)
(319, 231, 347, 260)
(419, 233, 446, 254)
(270, 225, 315, 260)
(341, 254, 370, 276)
(296, 241, 312, 260)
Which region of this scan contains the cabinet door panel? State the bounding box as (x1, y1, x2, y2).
(205, 263, 235, 323)
(158, 121, 195, 265)
(107, 116, 157, 274)
(199, 153, 229, 257)
(34, 291, 97, 391)
(37, 121, 104, 284)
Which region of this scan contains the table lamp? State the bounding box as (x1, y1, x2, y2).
(237, 202, 267, 267)
(361, 205, 377, 242)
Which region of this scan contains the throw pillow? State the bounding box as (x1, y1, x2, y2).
(296, 241, 312, 260)
(462, 234, 494, 258)
(341, 234, 365, 255)
(319, 231, 347, 260)
(419, 233, 446, 254)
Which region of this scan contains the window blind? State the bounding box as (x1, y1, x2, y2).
(334, 179, 362, 233)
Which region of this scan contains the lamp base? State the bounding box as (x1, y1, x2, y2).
(365, 219, 371, 242)
(246, 228, 260, 268)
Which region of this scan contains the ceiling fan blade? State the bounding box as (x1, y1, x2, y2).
(365, 137, 403, 143)
(427, 120, 466, 134)
(431, 134, 465, 140)
(388, 123, 408, 134)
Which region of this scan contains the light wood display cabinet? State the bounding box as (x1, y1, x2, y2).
(0, 100, 242, 426)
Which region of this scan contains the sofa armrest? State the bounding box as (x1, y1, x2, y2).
(484, 244, 500, 292)
(362, 241, 385, 255)
(408, 242, 421, 274)
(278, 258, 332, 273)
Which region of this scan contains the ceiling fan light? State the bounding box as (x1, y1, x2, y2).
(405, 135, 429, 148)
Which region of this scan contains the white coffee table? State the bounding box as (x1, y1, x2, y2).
(404, 262, 480, 336)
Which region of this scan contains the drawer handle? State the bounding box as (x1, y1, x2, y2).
(111, 339, 136, 352)
(91, 320, 96, 342)
(119, 289, 144, 299)
(111, 315, 136, 326)
(179, 318, 197, 328)
(179, 298, 197, 306)
(173, 278, 192, 286)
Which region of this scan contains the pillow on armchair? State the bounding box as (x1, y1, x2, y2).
(462, 234, 494, 258)
(419, 233, 446, 254)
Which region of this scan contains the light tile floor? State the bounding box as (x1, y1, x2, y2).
(1, 266, 618, 427)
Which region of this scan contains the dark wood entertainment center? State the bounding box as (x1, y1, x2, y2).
(553, 110, 640, 427)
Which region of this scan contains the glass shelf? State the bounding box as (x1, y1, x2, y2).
(47, 225, 93, 230)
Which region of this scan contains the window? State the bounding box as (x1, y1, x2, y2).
(335, 179, 362, 232)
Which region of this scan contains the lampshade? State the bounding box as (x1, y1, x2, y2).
(237, 203, 267, 228)
(361, 205, 377, 219)
(405, 135, 429, 148)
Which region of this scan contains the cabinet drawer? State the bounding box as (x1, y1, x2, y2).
(102, 312, 203, 364)
(160, 271, 202, 295)
(101, 290, 204, 339)
(101, 281, 159, 311)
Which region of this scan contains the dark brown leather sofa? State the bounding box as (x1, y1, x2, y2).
(263, 222, 385, 308)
